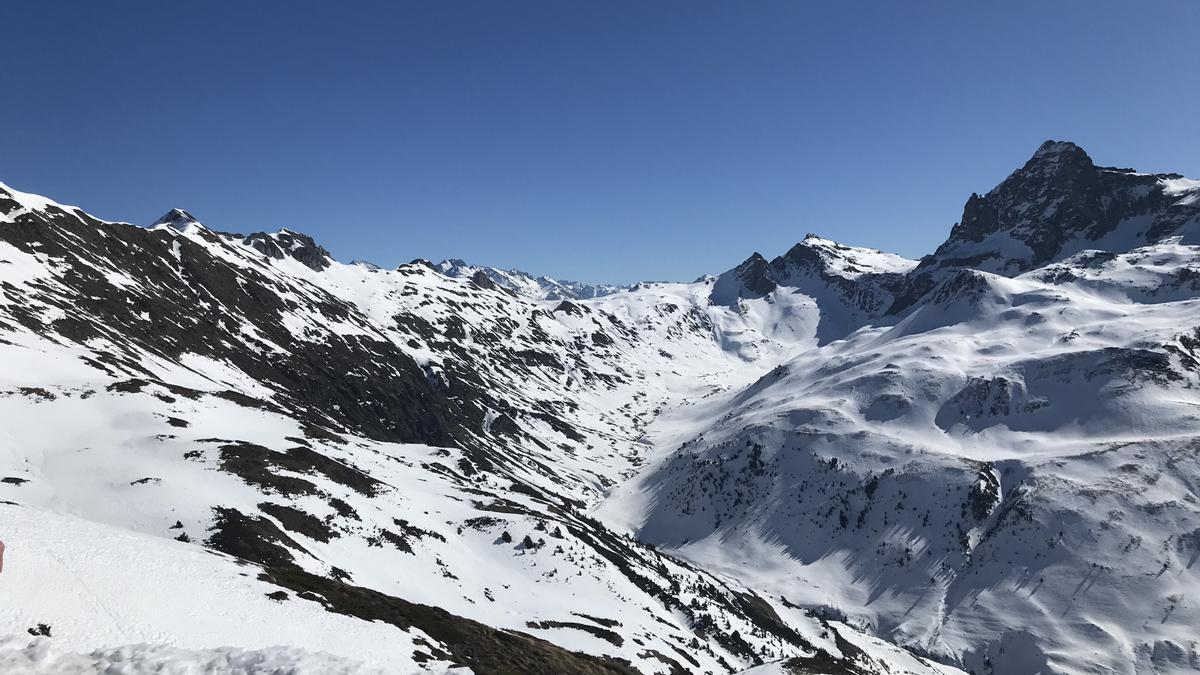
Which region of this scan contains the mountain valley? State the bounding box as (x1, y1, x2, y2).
(2, 141, 1199, 674)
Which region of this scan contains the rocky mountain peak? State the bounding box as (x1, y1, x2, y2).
(437, 258, 469, 271)
(469, 269, 498, 290)
(242, 229, 331, 271)
(1004, 140, 1099, 199)
(708, 236, 916, 332)
(923, 140, 1200, 275)
(949, 140, 1102, 246)
(1028, 139, 1091, 164)
(151, 208, 203, 231)
(710, 252, 777, 305)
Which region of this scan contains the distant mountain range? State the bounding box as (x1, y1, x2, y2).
(434, 258, 627, 301)
(1, 140, 1198, 674)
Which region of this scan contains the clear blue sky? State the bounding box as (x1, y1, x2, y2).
(2, 2, 1196, 284)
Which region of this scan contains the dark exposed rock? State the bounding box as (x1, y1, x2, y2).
(205, 506, 308, 570)
(258, 566, 639, 675)
(710, 252, 776, 305)
(921, 140, 1200, 276)
(526, 620, 624, 647)
(151, 208, 200, 230)
(243, 229, 332, 271)
(0, 205, 476, 451)
(259, 502, 339, 543)
(470, 270, 497, 290)
(219, 443, 382, 497)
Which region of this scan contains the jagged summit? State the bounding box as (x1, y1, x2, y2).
(145, 207, 332, 272)
(710, 252, 776, 305)
(1010, 139, 1097, 190)
(708, 236, 916, 337)
(776, 234, 917, 280)
(1030, 138, 1088, 161)
(156, 207, 197, 223)
(242, 228, 332, 271)
(151, 208, 202, 230)
(921, 139, 1200, 275)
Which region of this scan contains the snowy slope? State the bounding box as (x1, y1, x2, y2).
(0, 181, 950, 673)
(600, 145, 1200, 674)
(0, 503, 454, 674)
(603, 256, 1200, 672)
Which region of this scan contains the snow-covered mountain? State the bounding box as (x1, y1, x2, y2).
(710, 235, 917, 344)
(1, 140, 1198, 674)
(435, 258, 626, 300)
(0, 182, 945, 673)
(602, 143, 1200, 674)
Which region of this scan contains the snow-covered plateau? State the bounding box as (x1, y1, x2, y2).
(1, 140, 1198, 674)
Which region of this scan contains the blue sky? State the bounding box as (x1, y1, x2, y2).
(2, 2, 1196, 284)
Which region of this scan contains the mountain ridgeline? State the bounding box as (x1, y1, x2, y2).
(1, 141, 1198, 674)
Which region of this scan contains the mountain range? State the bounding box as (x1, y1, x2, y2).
(1, 140, 1198, 674)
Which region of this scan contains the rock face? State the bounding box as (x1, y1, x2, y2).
(710, 252, 777, 305)
(151, 208, 202, 230)
(922, 140, 1200, 275)
(243, 229, 332, 271)
(2, 140, 1200, 674)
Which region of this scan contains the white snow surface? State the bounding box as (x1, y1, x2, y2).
(793, 234, 919, 278)
(0, 181, 82, 223)
(0, 504, 454, 674)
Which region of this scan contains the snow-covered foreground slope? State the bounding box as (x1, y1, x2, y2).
(1, 139, 1198, 674)
(0, 503, 450, 674)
